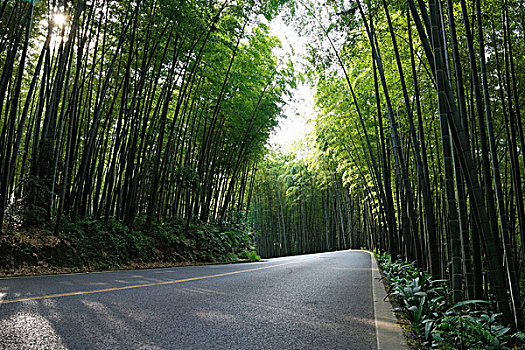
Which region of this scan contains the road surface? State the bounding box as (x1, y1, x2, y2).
(1, 250, 377, 349)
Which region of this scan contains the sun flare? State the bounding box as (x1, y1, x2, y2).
(53, 13, 66, 28)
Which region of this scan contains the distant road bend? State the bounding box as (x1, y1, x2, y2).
(0, 250, 378, 349)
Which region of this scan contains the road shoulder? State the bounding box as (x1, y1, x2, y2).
(368, 251, 409, 350)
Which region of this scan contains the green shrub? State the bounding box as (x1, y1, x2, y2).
(379, 253, 525, 350)
(237, 250, 261, 261)
(60, 217, 156, 268)
(3, 214, 259, 272)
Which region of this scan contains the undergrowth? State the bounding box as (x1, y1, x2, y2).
(0, 216, 260, 273)
(378, 253, 525, 349)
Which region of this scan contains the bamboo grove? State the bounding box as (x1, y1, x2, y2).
(0, 0, 294, 235)
(4, 0, 525, 331)
(252, 0, 525, 328)
(253, 150, 370, 258)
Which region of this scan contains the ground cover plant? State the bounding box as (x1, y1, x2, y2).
(0, 216, 259, 276)
(378, 253, 525, 349)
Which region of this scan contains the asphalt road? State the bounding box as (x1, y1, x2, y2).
(0, 250, 376, 350)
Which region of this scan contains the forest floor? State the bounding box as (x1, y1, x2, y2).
(0, 218, 259, 278)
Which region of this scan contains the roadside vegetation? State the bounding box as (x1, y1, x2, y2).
(1, 216, 258, 276)
(379, 253, 525, 349)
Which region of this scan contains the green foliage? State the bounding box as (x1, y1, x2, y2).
(174, 166, 200, 189)
(237, 250, 261, 261)
(61, 217, 156, 268)
(252, 147, 366, 258)
(379, 254, 525, 349)
(191, 221, 254, 261)
(18, 175, 51, 228)
(1, 216, 259, 272)
(431, 312, 511, 349)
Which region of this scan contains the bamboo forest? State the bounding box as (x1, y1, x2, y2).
(2, 0, 525, 342)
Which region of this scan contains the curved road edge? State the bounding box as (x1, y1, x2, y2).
(368, 251, 409, 350)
